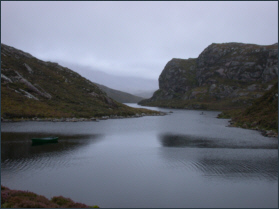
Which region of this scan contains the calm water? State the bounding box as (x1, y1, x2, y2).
(1, 104, 278, 208)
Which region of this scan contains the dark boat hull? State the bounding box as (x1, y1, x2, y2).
(31, 137, 58, 144)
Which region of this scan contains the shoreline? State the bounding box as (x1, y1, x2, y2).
(1, 112, 167, 123)
(2, 110, 276, 138)
(226, 120, 278, 138)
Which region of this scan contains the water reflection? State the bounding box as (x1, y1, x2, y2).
(158, 134, 278, 181)
(159, 133, 216, 148)
(1, 132, 103, 162)
(198, 156, 278, 181)
(159, 133, 278, 149)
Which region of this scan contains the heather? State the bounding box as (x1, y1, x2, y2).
(1, 186, 99, 208)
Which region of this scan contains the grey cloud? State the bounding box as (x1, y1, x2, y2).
(1, 1, 278, 80)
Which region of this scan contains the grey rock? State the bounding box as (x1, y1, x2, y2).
(209, 84, 217, 92)
(101, 116, 109, 120)
(24, 63, 33, 73)
(1, 73, 13, 83)
(19, 89, 39, 100)
(140, 42, 278, 108)
(247, 84, 258, 91)
(13, 70, 52, 99)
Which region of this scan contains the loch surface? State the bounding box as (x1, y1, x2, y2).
(1, 104, 278, 208)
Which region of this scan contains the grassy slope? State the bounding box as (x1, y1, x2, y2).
(218, 82, 278, 133)
(1, 44, 158, 119)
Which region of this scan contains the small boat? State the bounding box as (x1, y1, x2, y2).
(31, 137, 58, 144)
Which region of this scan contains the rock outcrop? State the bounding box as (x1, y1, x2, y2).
(196, 42, 278, 84)
(139, 42, 278, 110)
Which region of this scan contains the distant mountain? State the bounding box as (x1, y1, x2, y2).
(55, 61, 159, 95)
(95, 83, 144, 103)
(133, 90, 155, 98)
(51, 61, 153, 103)
(1, 44, 158, 119)
(139, 42, 278, 110)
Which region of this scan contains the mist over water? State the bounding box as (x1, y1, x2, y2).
(55, 61, 159, 96)
(1, 104, 278, 208)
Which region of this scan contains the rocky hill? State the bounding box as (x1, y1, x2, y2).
(1, 44, 158, 119)
(139, 42, 278, 110)
(95, 83, 144, 103)
(219, 82, 278, 135)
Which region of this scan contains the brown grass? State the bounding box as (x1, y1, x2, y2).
(1, 186, 99, 208)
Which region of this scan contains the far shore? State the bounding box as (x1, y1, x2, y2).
(1, 112, 167, 123)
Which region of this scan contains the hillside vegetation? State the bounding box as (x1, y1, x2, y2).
(1, 186, 99, 208)
(1, 44, 159, 120)
(218, 82, 278, 135)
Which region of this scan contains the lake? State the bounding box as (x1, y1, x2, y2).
(1, 104, 278, 208)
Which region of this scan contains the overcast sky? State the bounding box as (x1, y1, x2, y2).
(1, 1, 278, 80)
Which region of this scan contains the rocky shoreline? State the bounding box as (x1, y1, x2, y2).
(2, 111, 276, 138)
(227, 120, 278, 138)
(1, 112, 167, 122)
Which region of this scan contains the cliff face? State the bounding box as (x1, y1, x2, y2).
(157, 58, 197, 100)
(139, 42, 278, 110)
(1, 44, 156, 119)
(196, 43, 278, 84)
